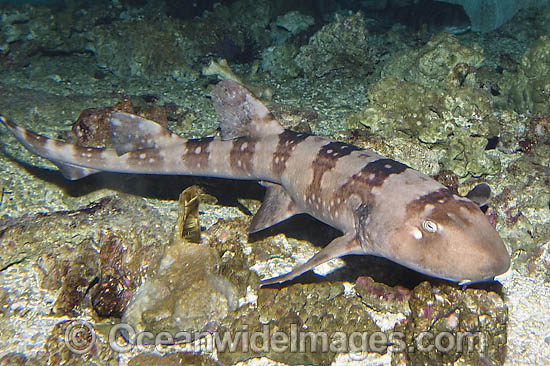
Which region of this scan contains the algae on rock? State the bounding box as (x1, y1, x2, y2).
(89, 16, 198, 81)
(499, 35, 550, 114)
(270, 11, 314, 44)
(350, 77, 501, 177)
(382, 33, 485, 89)
(294, 12, 376, 78)
(394, 281, 508, 365)
(217, 282, 381, 366)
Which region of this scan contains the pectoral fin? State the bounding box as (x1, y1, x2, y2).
(261, 234, 363, 286)
(465, 183, 491, 207)
(248, 182, 302, 233)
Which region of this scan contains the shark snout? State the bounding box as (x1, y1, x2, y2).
(456, 226, 511, 283)
(477, 239, 511, 280)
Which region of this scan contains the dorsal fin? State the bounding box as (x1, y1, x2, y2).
(211, 80, 283, 140)
(109, 112, 182, 155)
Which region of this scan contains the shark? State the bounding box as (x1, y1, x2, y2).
(0, 80, 510, 285)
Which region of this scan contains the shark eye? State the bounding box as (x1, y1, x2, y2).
(422, 220, 438, 233)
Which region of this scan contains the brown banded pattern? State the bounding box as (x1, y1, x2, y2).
(406, 188, 480, 222)
(230, 137, 257, 174)
(306, 141, 363, 199)
(319, 141, 362, 159)
(336, 158, 409, 204)
(359, 158, 409, 186)
(182, 137, 213, 170)
(272, 130, 309, 177)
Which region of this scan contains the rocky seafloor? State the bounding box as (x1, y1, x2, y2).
(0, 1, 549, 365)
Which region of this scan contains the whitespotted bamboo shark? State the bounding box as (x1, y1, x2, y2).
(0, 80, 510, 285)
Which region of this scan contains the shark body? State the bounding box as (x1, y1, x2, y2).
(0, 81, 510, 285)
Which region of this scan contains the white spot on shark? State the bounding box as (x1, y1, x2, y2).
(423, 204, 435, 215)
(411, 228, 423, 240)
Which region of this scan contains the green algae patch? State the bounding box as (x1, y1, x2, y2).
(382, 33, 485, 89)
(355, 76, 496, 143)
(349, 76, 502, 177)
(217, 282, 381, 366)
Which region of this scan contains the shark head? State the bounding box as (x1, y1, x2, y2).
(374, 187, 510, 283)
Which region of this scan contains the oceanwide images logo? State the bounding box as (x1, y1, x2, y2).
(64, 320, 485, 359)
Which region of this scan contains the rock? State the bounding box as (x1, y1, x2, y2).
(500, 35, 550, 114)
(128, 353, 217, 366)
(393, 281, 508, 365)
(295, 12, 376, 78)
(270, 11, 314, 45)
(120, 187, 240, 344)
(217, 282, 381, 365)
(349, 76, 502, 177)
(382, 33, 485, 89)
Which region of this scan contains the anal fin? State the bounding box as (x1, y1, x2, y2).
(52, 161, 100, 180)
(261, 234, 363, 286)
(248, 182, 302, 233)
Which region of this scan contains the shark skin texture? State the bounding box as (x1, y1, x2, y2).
(0, 80, 510, 286)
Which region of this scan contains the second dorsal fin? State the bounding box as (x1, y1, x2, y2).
(109, 113, 183, 155)
(211, 80, 284, 140)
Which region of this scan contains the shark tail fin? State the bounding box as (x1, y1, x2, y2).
(1, 115, 101, 180)
(211, 80, 283, 140)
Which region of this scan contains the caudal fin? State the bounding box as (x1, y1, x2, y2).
(0, 115, 102, 180)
